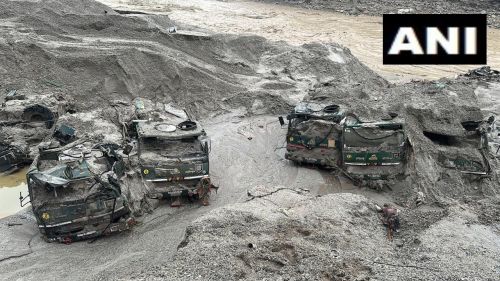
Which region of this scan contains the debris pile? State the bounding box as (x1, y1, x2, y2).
(461, 66, 500, 82)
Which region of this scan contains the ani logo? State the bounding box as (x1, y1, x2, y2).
(383, 14, 487, 65)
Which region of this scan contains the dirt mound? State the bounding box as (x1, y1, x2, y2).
(130, 189, 388, 281)
(0, 0, 115, 17)
(0, 0, 385, 119)
(128, 187, 500, 281)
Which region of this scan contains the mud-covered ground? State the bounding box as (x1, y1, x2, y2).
(257, 0, 500, 28)
(0, 0, 499, 280)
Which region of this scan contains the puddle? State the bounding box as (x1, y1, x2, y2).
(0, 167, 29, 218)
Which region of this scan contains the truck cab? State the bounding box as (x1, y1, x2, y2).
(281, 102, 408, 186)
(342, 119, 406, 181)
(284, 103, 345, 167)
(133, 104, 213, 202)
(26, 141, 133, 243)
(0, 142, 30, 174)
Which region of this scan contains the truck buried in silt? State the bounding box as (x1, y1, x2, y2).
(131, 99, 214, 205)
(24, 138, 133, 243)
(280, 102, 407, 187)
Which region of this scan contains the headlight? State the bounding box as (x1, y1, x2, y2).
(41, 212, 50, 220)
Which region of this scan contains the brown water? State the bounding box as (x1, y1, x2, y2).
(0, 167, 29, 218)
(98, 0, 500, 83)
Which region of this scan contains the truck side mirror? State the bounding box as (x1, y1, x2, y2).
(19, 191, 31, 207)
(278, 116, 285, 127)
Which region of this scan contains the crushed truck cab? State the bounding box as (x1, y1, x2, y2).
(26, 141, 133, 243)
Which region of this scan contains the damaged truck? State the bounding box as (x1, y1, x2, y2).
(430, 119, 492, 175)
(280, 102, 407, 186)
(130, 99, 215, 206)
(23, 138, 133, 243)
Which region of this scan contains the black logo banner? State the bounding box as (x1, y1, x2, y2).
(383, 14, 487, 65)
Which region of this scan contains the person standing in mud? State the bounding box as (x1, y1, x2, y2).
(379, 203, 400, 240)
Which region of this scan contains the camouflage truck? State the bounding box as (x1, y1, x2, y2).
(283, 103, 345, 167)
(281, 102, 407, 185)
(132, 99, 214, 205)
(342, 119, 406, 181)
(24, 140, 133, 243)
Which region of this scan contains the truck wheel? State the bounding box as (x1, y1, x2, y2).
(22, 105, 55, 128)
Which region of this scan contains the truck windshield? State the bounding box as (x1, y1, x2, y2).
(344, 127, 404, 148)
(290, 118, 335, 137)
(140, 137, 203, 157)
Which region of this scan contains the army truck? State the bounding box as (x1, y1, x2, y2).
(25, 140, 133, 243)
(132, 99, 214, 205)
(281, 102, 407, 185)
(342, 118, 406, 181)
(283, 103, 345, 167)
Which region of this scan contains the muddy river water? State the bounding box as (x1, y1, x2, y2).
(1, 0, 499, 217)
(0, 168, 29, 218)
(99, 0, 500, 83)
